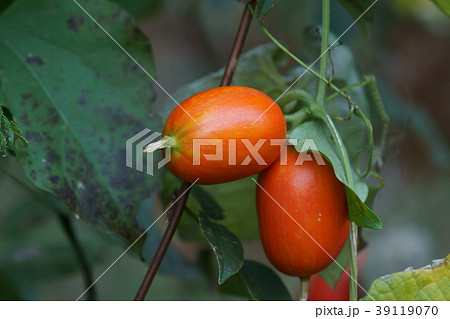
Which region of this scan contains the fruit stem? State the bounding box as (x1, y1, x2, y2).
(299, 276, 310, 301)
(143, 135, 175, 153)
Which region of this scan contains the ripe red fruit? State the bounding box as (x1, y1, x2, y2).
(256, 146, 349, 277)
(308, 268, 351, 301)
(307, 249, 368, 301)
(149, 86, 286, 185)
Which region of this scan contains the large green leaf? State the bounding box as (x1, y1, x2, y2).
(290, 120, 382, 230)
(239, 260, 292, 300)
(198, 213, 244, 284)
(335, 0, 377, 36)
(431, 0, 450, 16)
(362, 255, 450, 301)
(0, 0, 163, 249)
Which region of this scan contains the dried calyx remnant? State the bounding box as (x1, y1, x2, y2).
(144, 136, 174, 153)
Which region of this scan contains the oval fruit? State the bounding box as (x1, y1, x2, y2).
(256, 146, 349, 277)
(308, 249, 368, 300)
(152, 86, 286, 184)
(308, 269, 350, 301)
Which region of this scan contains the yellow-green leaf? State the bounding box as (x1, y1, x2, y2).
(431, 0, 450, 17)
(362, 254, 450, 301)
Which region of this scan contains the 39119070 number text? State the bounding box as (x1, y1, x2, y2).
(375, 305, 438, 316)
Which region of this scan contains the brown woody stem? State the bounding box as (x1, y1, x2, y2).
(220, 1, 256, 87)
(134, 182, 191, 301)
(134, 0, 256, 301)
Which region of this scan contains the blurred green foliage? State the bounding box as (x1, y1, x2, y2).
(0, 0, 448, 300)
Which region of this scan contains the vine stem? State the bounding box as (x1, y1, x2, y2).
(57, 213, 96, 301)
(134, 0, 256, 301)
(220, 1, 255, 86)
(248, 5, 346, 99)
(314, 0, 358, 301)
(319, 110, 358, 302)
(325, 78, 371, 102)
(316, 0, 330, 106)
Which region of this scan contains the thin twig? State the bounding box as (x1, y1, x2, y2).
(58, 213, 96, 301)
(134, 182, 191, 301)
(134, 0, 256, 301)
(220, 1, 256, 87)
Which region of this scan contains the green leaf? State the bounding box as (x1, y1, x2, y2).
(198, 213, 244, 284)
(0, 0, 163, 250)
(284, 33, 375, 166)
(1, 106, 29, 157)
(257, 0, 280, 20)
(162, 172, 260, 241)
(191, 185, 225, 220)
(319, 239, 350, 288)
(239, 260, 292, 300)
(431, 0, 450, 16)
(362, 255, 450, 301)
(290, 120, 345, 184)
(111, 0, 163, 19)
(346, 187, 381, 229)
(0, 109, 14, 156)
(290, 120, 382, 230)
(335, 0, 376, 36)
